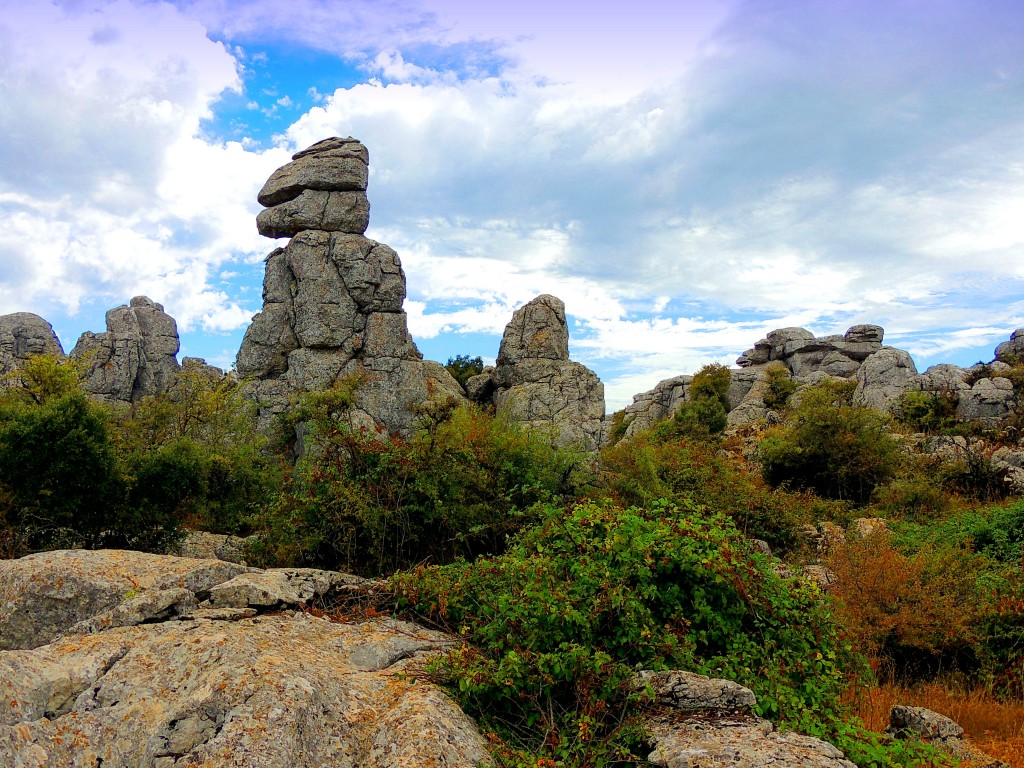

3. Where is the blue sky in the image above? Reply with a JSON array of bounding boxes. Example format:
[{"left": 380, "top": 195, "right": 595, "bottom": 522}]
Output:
[{"left": 1, "top": 0, "right": 1022, "bottom": 410}]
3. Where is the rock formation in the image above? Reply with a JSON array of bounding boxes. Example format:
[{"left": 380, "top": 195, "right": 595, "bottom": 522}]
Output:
[
  {"left": 466, "top": 295, "right": 605, "bottom": 451},
  {"left": 237, "top": 137, "right": 464, "bottom": 434},
  {"left": 70, "top": 296, "right": 181, "bottom": 404},
  {"left": 887, "top": 705, "right": 1008, "bottom": 767},
  {"left": 619, "top": 325, "right": 1024, "bottom": 437},
  {"left": 0, "top": 550, "right": 491, "bottom": 767},
  {"left": 0, "top": 312, "right": 64, "bottom": 376}
]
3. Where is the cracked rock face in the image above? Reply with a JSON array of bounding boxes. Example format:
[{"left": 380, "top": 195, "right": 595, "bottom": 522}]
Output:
[
  {"left": 0, "top": 549, "right": 492, "bottom": 767},
  {"left": 237, "top": 138, "right": 464, "bottom": 435},
  {"left": 469, "top": 295, "right": 605, "bottom": 451},
  {"left": 71, "top": 296, "right": 181, "bottom": 404},
  {"left": 0, "top": 313, "right": 64, "bottom": 376}
]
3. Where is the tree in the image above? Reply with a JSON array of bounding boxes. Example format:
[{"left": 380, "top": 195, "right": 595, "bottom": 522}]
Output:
[{"left": 444, "top": 354, "right": 485, "bottom": 388}]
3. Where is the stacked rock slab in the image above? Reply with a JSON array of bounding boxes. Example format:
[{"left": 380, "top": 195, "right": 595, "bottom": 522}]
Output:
[
  {"left": 236, "top": 137, "right": 464, "bottom": 435},
  {"left": 70, "top": 296, "right": 180, "bottom": 404},
  {"left": 0, "top": 312, "right": 64, "bottom": 376},
  {"left": 468, "top": 295, "right": 605, "bottom": 451}
]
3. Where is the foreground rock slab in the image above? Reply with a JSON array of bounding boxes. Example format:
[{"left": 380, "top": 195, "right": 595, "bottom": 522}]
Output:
[
  {"left": 0, "top": 613, "right": 491, "bottom": 767},
  {"left": 0, "top": 549, "right": 490, "bottom": 767}
]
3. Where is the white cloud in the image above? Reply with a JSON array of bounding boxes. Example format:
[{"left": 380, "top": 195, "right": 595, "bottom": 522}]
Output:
[{"left": 0, "top": 0, "right": 289, "bottom": 336}]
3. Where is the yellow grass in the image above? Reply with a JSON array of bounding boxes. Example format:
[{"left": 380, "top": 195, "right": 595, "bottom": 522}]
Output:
[{"left": 847, "top": 682, "right": 1024, "bottom": 767}]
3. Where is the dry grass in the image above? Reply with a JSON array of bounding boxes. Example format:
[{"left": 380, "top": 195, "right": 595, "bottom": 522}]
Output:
[{"left": 847, "top": 682, "right": 1024, "bottom": 767}]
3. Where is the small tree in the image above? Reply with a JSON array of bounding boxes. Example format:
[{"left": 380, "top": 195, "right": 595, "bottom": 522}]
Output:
[
  {"left": 758, "top": 379, "right": 900, "bottom": 504},
  {"left": 656, "top": 363, "right": 732, "bottom": 440},
  {"left": 444, "top": 354, "right": 485, "bottom": 388}
]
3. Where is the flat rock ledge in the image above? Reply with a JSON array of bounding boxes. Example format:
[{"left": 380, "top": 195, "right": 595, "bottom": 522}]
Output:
[
  {"left": 0, "top": 549, "right": 488, "bottom": 767},
  {"left": 639, "top": 672, "right": 857, "bottom": 767}
]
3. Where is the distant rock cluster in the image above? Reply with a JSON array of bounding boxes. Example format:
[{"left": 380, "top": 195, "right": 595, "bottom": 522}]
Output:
[{"left": 620, "top": 322, "right": 1023, "bottom": 439}]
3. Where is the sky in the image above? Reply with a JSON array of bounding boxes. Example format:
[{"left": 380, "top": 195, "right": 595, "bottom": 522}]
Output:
[{"left": 1, "top": 0, "right": 1023, "bottom": 411}]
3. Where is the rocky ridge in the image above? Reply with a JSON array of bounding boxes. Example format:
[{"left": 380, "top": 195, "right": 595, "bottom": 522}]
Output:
[{"left": 620, "top": 323, "right": 1024, "bottom": 439}]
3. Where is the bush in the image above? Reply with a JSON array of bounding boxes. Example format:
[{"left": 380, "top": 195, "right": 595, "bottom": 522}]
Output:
[
  {"left": 0, "top": 366, "right": 180, "bottom": 552},
  {"left": 758, "top": 380, "right": 900, "bottom": 505},
  {"left": 826, "top": 534, "right": 987, "bottom": 681},
  {"left": 251, "top": 399, "right": 585, "bottom": 575},
  {"left": 872, "top": 470, "right": 951, "bottom": 522},
  {"left": 444, "top": 354, "right": 485, "bottom": 389},
  {"left": 599, "top": 431, "right": 814, "bottom": 553},
  {"left": 763, "top": 362, "right": 798, "bottom": 410},
  {"left": 113, "top": 368, "right": 279, "bottom": 534},
  {"left": 895, "top": 390, "right": 960, "bottom": 435},
  {"left": 654, "top": 363, "right": 731, "bottom": 441},
  {"left": 392, "top": 500, "right": 862, "bottom": 764}
]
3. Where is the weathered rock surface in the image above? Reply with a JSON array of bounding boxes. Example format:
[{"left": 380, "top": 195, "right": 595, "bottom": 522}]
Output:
[
  {"left": 643, "top": 673, "right": 856, "bottom": 767},
  {"left": 170, "top": 530, "right": 254, "bottom": 564},
  {"left": 852, "top": 347, "right": 918, "bottom": 412},
  {"left": 0, "top": 312, "right": 64, "bottom": 376},
  {"left": 0, "top": 549, "right": 492, "bottom": 767},
  {"left": 71, "top": 296, "right": 181, "bottom": 404},
  {"left": 618, "top": 374, "right": 691, "bottom": 439},
  {"left": 0, "top": 549, "right": 252, "bottom": 651},
  {"left": 470, "top": 295, "right": 605, "bottom": 450},
  {"left": 238, "top": 138, "right": 465, "bottom": 435},
  {"left": 995, "top": 328, "right": 1024, "bottom": 363},
  {"left": 887, "top": 705, "right": 1008, "bottom": 768}
]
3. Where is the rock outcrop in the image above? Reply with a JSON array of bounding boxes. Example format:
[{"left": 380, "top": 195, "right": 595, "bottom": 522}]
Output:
[
  {"left": 71, "top": 296, "right": 181, "bottom": 404},
  {"left": 642, "top": 672, "right": 856, "bottom": 767},
  {"left": 0, "top": 549, "right": 491, "bottom": 767},
  {"left": 467, "top": 295, "right": 605, "bottom": 450},
  {"left": 887, "top": 705, "right": 1008, "bottom": 768},
  {"left": 620, "top": 325, "right": 1024, "bottom": 437},
  {"left": 237, "top": 137, "right": 464, "bottom": 435},
  {"left": 0, "top": 313, "right": 64, "bottom": 376}
]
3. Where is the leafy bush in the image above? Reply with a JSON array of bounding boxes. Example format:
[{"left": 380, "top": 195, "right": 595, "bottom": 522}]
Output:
[
  {"left": 872, "top": 470, "right": 951, "bottom": 522},
  {"left": 392, "top": 499, "right": 875, "bottom": 765},
  {"left": 0, "top": 356, "right": 179, "bottom": 551},
  {"left": 654, "top": 363, "right": 732, "bottom": 441},
  {"left": 826, "top": 534, "right": 987, "bottom": 681},
  {"left": 113, "top": 368, "right": 279, "bottom": 534},
  {"left": 444, "top": 354, "right": 485, "bottom": 388},
  {"left": 763, "top": 362, "right": 798, "bottom": 410},
  {"left": 599, "top": 431, "right": 816, "bottom": 553},
  {"left": 252, "top": 399, "right": 584, "bottom": 575},
  {"left": 895, "top": 390, "right": 960, "bottom": 435},
  {"left": 758, "top": 380, "right": 900, "bottom": 504}
]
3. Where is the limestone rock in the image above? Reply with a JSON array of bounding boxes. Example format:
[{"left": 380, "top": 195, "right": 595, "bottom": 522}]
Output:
[
  {"left": 257, "top": 189, "right": 370, "bottom": 238},
  {"left": 238, "top": 139, "right": 465, "bottom": 436},
  {"left": 844, "top": 324, "right": 884, "bottom": 344},
  {"left": 639, "top": 670, "right": 757, "bottom": 711},
  {"left": 619, "top": 375, "right": 691, "bottom": 439},
  {"left": 0, "top": 549, "right": 251, "bottom": 651},
  {"left": 0, "top": 312, "right": 64, "bottom": 375},
  {"left": 848, "top": 517, "right": 887, "bottom": 540},
  {"left": 207, "top": 568, "right": 366, "bottom": 610},
  {"left": 0, "top": 613, "right": 492, "bottom": 767},
  {"left": 887, "top": 705, "right": 1008, "bottom": 768},
  {"left": 853, "top": 347, "right": 918, "bottom": 413},
  {"left": 258, "top": 137, "right": 369, "bottom": 206},
  {"left": 71, "top": 296, "right": 180, "bottom": 404},
  {"left": 646, "top": 714, "right": 857, "bottom": 768},
  {"left": 170, "top": 530, "right": 254, "bottom": 564},
  {"left": 486, "top": 295, "right": 605, "bottom": 451},
  {"left": 957, "top": 377, "right": 1014, "bottom": 426},
  {"left": 801, "top": 565, "right": 838, "bottom": 591},
  {"left": 994, "top": 328, "right": 1024, "bottom": 363}
]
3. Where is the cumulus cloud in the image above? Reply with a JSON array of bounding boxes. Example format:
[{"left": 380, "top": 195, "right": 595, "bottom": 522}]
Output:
[{"left": 0, "top": 0, "right": 289, "bottom": 338}]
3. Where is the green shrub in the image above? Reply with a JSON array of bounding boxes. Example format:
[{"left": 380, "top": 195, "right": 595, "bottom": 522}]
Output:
[
  {"left": 444, "top": 354, "right": 485, "bottom": 388},
  {"left": 872, "top": 471, "right": 951, "bottom": 522},
  {"left": 655, "top": 363, "right": 732, "bottom": 441},
  {"left": 113, "top": 369, "right": 279, "bottom": 534},
  {"left": 391, "top": 499, "right": 870, "bottom": 764},
  {"left": 895, "top": 390, "right": 959, "bottom": 434},
  {"left": 599, "top": 431, "right": 813, "bottom": 553},
  {"left": 758, "top": 380, "right": 900, "bottom": 505},
  {"left": 763, "top": 363, "right": 798, "bottom": 410},
  {"left": 251, "top": 400, "right": 584, "bottom": 575}
]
